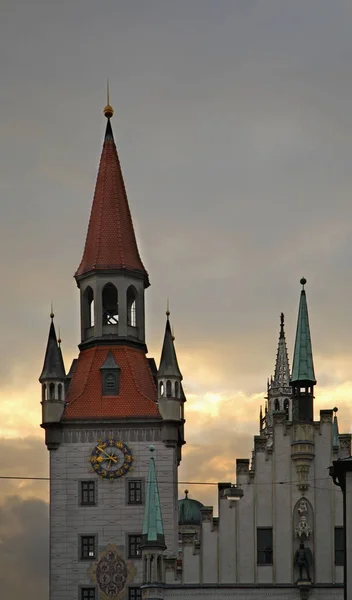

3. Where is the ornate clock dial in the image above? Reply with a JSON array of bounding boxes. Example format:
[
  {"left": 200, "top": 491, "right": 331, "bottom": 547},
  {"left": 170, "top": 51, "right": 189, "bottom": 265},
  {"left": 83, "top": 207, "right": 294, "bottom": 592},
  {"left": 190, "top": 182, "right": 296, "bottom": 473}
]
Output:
[{"left": 90, "top": 439, "right": 133, "bottom": 479}]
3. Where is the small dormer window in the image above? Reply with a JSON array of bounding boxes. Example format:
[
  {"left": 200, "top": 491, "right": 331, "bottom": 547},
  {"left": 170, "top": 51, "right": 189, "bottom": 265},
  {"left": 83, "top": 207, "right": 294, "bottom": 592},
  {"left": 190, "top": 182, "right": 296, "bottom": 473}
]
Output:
[
  {"left": 100, "top": 351, "right": 120, "bottom": 396},
  {"left": 103, "top": 372, "right": 119, "bottom": 396}
]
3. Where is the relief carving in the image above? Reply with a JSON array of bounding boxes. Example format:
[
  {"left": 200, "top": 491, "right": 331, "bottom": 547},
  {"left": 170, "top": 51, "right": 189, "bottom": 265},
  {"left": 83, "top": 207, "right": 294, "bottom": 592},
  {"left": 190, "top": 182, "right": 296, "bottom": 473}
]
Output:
[{"left": 295, "top": 499, "right": 311, "bottom": 539}]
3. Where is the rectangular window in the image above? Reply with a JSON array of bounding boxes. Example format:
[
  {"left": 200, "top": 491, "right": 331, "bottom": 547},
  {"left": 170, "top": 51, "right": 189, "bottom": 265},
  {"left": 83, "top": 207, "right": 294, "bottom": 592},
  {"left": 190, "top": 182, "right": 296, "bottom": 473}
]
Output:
[
  {"left": 81, "top": 481, "right": 96, "bottom": 506},
  {"left": 81, "top": 588, "right": 96, "bottom": 600},
  {"left": 335, "top": 527, "right": 344, "bottom": 566},
  {"left": 257, "top": 527, "right": 273, "bottom": 565},
  {"left": 128, "top": 480, "right": 143, "bottom": 504},
  {"left": 129, "top": 588, "right": 141, "bottom": 600},
  {"left": 81, "top": 535, "right": 96, "bottom": 560},
  {"left": 128, "top": 535, "right": 141, "bottom": 558}
]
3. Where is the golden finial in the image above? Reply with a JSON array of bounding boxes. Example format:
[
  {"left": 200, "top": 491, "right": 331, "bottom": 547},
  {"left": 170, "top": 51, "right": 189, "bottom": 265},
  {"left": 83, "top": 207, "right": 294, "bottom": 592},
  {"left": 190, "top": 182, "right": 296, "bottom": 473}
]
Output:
[
  {"left": 58, "top": 327, "right": 61, "bottom": 346},
  {"left": 50, "top": 301, "right": 54, "bottom": 320},
  {"left": 166, "top": 297, "right": 170, "bottom": 318},
  {"left": 103, "top": 79, "right": 114, "bottom": 119}
]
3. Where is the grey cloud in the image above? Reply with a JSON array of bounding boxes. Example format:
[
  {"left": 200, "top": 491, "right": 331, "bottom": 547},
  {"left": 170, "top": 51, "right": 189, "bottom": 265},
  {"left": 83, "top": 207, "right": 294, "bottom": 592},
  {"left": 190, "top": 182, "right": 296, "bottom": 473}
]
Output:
[{"left": 0, "top": 495, "right": 48, "bottom": 600}]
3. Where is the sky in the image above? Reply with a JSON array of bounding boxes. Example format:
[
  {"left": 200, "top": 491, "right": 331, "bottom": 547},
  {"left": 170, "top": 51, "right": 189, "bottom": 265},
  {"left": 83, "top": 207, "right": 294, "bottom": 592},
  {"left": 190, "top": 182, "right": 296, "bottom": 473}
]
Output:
[{"left": 1, "top": 0, "right": 352, "bottom": 597}]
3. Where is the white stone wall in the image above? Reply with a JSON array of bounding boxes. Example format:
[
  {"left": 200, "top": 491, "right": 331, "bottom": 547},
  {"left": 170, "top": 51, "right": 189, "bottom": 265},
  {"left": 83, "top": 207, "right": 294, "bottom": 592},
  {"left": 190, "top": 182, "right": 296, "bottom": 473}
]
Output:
[
  {"left": 164, "top": 586, "right": 343, "bottom": 599},
  {"left": 49, "top": 426, "right": 177, "bottom": 600}
]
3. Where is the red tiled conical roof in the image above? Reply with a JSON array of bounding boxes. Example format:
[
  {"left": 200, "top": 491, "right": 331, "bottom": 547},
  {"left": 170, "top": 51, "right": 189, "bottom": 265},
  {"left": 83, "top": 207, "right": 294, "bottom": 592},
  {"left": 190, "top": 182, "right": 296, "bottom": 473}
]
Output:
[
  {"left": 75, "top": 118, "right": 149, "bottom": 282},
  {"left": 64, "top": 345, "right": 159, "bottom": 420}
]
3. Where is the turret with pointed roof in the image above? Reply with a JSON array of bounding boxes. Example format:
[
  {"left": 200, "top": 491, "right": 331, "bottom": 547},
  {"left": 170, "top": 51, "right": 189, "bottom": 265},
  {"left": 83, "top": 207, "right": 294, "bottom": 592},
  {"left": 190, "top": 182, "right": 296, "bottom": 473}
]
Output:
[
  {"left": 157, "top": 310, "right": 184, "bottom": 421},
  {"left": 141, "top": 445, "right": 166, "bottom": 550},
  {"left": 39, "top": 314, "right": 66, "bottom": 383},
  {"left": 140, "top": 447, "right": 166, "bottom": 598},
  {"left": 39, "top": 314, "right": 66, "bottom": 445},
  {"left": 55, "top": 101, "right": 160, "bottom": 421},
  {"left": 265, "top": 313, "right": 292, "bottom": 433},
  {"left": 290, "top": 278, "right": 316, "bottom": 422}
]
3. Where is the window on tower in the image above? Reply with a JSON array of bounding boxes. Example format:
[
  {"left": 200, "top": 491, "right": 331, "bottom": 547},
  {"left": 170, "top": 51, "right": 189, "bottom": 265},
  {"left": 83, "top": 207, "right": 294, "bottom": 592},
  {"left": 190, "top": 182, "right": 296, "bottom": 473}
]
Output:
[
  {"left": 274, "top": 399, "right": 280, "bottom": 411},
  {"left": 128, "top": 588, "right": 141, "bottom": 600},
  {"left": 127, "top": 286, "right": 137, "bottom": 327},
  {"left": 80, "top": 535, "right": 96, "bottom": 560},
  {"left": 81, "top": 588, "right": 96, "bottom": 600},
  {"left": 127, "top": 480, "right": 143, "bottom": 504},
  {"left": 175, "top": 381, "right": 179, "bottom": 397},
  {"left": 128, "top": 535, "right": 142, "bottom": 558},
  {"left": 335, "top": 527, "right": 344, "bottom": 566},
  {"left": 84, "top": 286, "right": 95, "bottom": 328},
  {"left": 102, "top": 283, "right": 119, "bottom": 325},
  {"left": 284, "top": 399, "right": 289, "bottom": 420},
  {"left": 49, "top": 382, "right": 55, "bottom": 400},
  {"left": 80, "top": 481, "right": 96, "bottom": 506},
  {"left": 166, "top": 380, "right": 172, "bottom": 397},
  {"left": 257, "top": 528, "right": 273, "bottom": 565}
]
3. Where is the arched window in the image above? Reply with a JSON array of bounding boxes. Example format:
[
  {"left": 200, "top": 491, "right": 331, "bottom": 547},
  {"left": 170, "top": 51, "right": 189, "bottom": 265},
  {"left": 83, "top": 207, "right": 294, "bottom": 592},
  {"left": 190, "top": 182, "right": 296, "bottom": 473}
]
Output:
[
  {"left": 58, "top": 383, "right": 63, "bottom": 401},
  {"left": 166, "top": 380, "right": 172, "bottom": 398},
  {"left": 84, "top": 286, "right": 94, "bottom": 328},
  {"left": 102, "top": 283, "right": 118, "bottom": 325},
  {"left": 159, "top": 381, "right": 164, "bottom": 397},
  {"left": 284, "top": 399, "right": 289, "bottom": 420},
  {"left": 127, "top": 286, "right": 137, "bottom": 327},
  {"left": 42, "top": 384, "right": 46, "bottom": 402},
  {"left": 157, "top": 555, "right": 163, "bottom": 582},
  {"left": 175, "top": 381, "right": 179, "bottom": 398},
  {"left": 274, "top": 399, "right": 280, "bottom": 411},
  {"left": 49, "top": 382, "right": 55, "bottom": 400}
]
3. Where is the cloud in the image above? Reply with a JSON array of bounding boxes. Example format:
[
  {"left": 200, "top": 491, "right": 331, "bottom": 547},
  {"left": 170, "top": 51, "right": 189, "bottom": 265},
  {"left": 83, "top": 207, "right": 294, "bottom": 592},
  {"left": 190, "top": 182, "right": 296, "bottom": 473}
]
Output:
[{"left": 0, "top": 495, "right": 48, "bottom": 600}]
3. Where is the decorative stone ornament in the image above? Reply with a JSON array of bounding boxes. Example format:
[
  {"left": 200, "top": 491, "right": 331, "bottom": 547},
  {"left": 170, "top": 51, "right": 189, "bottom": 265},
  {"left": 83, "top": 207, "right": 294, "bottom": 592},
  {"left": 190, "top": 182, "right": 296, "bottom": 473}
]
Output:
[
  {"left": 88, "top": 544, "right": 136, "bottom": 599},
  {"left": 295, "top": 498, "right": 311, "bottom": 539}
]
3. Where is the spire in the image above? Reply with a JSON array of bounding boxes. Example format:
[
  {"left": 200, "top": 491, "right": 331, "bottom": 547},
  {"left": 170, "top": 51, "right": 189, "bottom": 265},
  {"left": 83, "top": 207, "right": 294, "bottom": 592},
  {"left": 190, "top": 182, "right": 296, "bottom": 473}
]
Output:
[
  {"left": 291, "top": 278, "right": 316, "bottom": 385},
  {"left": 333, "top": 407, "right": 339, "bottom": 450},
  {"left": 75, "top": 99, "right": 149, "bottom": 285},
  {"left": 39, "top": 315, "right": 66, "bottom": 382},
  {"left": 272, "top": 313, "right": 291, "bottom": 387},
  {"left": 158, "top": 311, "right": 182, "bottom": 379},
  {"left": 141, "top": 445, "right": 166, "bottom": 548}
]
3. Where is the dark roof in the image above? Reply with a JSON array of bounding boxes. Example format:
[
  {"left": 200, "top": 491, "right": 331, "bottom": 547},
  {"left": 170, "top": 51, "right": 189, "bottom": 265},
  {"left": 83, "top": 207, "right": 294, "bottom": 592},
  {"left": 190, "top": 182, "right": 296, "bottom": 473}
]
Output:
[
  {"left": 39, "top": 320, "right": 66, "bottom": 382},
  {"left": 158, "top": 316, "right": 182, "bottom": 379}
]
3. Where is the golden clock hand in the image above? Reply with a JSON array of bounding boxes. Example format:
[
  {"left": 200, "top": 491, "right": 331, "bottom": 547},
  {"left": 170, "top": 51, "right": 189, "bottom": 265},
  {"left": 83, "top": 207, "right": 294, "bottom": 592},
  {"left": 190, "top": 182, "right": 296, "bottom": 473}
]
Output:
[
  {"left": 97, "top": 447, "right": 118, "bottom": 464},
  {"left": 97, "top": 446, "right": 117, "bottom": 462}
]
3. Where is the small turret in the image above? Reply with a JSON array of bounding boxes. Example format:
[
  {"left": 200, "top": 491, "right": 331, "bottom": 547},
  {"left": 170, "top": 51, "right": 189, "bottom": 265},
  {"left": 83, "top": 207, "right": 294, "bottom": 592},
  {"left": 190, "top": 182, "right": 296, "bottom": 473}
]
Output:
[
  {"left": 39, "top": 313, "right": 66, "bottom": 448},
  {"left": 290, "top": 278, "right": 316, "bottom": 422},
  {"left": 157, "top": 309, "right": 183, "bottom": 422},
  {"left": 141, "top": 446, "right": 166, "bottom": 599}
]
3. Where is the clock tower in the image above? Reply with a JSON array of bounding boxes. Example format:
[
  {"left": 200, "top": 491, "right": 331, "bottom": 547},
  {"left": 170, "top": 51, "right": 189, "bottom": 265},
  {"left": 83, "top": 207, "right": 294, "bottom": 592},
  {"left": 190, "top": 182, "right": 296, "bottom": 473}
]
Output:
[{"left": 40, "top": 100, "right": 185, "bottom": 600}]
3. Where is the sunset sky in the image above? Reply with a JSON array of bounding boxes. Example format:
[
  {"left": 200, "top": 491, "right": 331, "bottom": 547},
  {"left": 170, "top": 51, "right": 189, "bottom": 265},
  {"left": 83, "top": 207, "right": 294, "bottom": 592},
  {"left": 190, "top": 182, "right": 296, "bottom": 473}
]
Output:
[{"left": 2, "top": 1, "right": 352, "bottom": 597}]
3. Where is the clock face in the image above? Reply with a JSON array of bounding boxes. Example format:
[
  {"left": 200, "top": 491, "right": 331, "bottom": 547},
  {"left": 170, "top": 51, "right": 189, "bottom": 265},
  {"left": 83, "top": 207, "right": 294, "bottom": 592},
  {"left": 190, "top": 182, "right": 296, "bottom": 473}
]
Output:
[{"left": 90, "top": 439, "right": 133, "bottom": 479}]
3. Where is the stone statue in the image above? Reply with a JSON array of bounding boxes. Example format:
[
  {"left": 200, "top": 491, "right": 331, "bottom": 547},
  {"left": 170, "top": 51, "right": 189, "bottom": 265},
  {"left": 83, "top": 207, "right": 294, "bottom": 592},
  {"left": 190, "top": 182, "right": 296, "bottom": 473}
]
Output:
[{"left": 294, "top": 542, "right": 313, "bottom": 581}]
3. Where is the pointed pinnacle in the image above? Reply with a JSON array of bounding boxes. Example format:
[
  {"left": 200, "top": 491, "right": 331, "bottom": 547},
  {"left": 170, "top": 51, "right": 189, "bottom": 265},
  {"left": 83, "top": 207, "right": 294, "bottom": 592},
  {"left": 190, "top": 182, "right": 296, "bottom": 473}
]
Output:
[{"left": 103, "top": 79, "right": 114, "bottom": 119}]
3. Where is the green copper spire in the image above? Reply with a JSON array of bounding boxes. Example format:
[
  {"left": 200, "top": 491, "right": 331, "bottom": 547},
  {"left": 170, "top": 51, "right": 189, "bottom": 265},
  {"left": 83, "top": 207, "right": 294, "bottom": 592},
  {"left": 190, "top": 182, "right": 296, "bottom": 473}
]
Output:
[
  {"left": 141, "top": 446, "right": 166, "bottom": 549},
  {"left": 290, "top": 278, "right": 316, "bottom": 385}
]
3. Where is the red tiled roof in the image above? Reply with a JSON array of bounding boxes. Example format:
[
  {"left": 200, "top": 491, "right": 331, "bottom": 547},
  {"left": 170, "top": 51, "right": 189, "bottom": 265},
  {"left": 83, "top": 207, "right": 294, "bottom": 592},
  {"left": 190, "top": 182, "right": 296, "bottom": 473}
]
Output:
[
  {"left": 75, "top": 119, "right": 148, "bottom": 280},
  {"left": 63, "top": 345, "right": 159, "bottom": 419}
]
